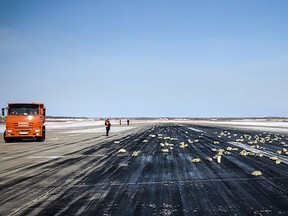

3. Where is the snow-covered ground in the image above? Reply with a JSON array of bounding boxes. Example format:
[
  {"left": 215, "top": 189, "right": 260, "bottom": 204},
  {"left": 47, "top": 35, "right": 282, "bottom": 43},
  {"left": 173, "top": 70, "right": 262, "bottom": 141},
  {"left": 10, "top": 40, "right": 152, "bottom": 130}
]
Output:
[
  {"left": 0, "top": 125, "right": 5, "bottom": 133},
  {"left": 60, "top": 126, "right": 134, "bottom": 134},
  {"left": 1, "top": 119, "right": 288, "bottom": 134},
  {"left": 197, "top": 120, "right": 288, "bottom": 128},
  {"left": 194, "top": 120, "right": 288, "bottom": 134},
  {"left": 0, "top": 120, "right": 134, "bottom": 133},
  {"left": 45, "top": 120, "right": 104, "bottom": 129}
]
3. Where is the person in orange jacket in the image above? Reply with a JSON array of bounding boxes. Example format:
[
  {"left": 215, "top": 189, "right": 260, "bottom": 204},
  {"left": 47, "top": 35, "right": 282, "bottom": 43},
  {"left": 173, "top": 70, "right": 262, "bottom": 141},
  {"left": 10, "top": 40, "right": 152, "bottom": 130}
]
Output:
[{"left": 105, "top": 119, "right": 111, "bottom": 136}]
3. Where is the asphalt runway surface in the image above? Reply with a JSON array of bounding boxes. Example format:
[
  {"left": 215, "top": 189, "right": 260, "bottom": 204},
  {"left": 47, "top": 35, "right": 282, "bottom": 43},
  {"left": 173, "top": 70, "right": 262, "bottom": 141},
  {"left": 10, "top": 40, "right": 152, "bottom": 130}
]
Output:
[{"left": 1, "top": 122, "right": 288, "bottom": 215}]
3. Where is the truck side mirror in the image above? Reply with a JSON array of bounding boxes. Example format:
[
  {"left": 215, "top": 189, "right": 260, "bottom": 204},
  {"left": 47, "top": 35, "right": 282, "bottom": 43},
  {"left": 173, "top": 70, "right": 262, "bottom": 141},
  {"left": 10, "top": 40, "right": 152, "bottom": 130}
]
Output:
[
  {"left": 43, "top": 108, "right": 46, "bottom": 116},
  {"left": 1, "top": 108, "right": 4, "bottom": 116}
]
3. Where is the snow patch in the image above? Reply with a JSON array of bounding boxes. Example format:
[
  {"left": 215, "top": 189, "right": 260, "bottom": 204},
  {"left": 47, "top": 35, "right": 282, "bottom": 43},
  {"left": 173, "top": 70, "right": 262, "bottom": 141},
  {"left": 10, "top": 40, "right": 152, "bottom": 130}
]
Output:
[{"left": 60, "top": 126, "right": 134, "bottom": 134}]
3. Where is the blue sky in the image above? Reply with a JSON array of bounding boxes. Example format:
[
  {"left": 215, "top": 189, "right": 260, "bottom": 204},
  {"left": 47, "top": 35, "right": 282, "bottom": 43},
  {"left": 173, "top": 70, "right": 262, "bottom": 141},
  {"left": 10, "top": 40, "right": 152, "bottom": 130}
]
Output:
[{"left": 1, "top": 0, "right": 288, "bottom": 117}]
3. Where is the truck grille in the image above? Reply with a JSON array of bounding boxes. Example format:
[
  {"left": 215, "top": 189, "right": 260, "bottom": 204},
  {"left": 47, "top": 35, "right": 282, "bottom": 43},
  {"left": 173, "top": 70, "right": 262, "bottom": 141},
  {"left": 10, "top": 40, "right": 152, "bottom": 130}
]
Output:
[{"left": 13, "top": 122, "right": 34, "bottom": 129}]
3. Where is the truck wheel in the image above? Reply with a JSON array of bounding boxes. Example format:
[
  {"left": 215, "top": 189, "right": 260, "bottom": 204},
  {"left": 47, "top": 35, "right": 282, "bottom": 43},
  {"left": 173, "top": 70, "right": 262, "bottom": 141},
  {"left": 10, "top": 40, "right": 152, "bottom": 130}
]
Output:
[
  {"left": 3, "top": 131, "right": 13, "bottom": 143},
  {"left": 37, "top": 127, "right": 46, "bottom": 142}
]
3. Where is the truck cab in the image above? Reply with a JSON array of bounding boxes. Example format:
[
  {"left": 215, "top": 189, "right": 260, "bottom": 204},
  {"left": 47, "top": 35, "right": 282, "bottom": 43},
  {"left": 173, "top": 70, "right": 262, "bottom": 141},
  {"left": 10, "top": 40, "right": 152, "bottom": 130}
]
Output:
[{"left": 2, "top": 103, "right": 46, "bottom": 143}]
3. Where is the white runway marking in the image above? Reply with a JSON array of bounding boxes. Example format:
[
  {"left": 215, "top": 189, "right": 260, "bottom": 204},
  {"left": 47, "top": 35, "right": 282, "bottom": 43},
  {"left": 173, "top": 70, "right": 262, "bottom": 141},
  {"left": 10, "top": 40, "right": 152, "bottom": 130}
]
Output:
[
  {"left": 188, "top": 127, "right": 203, "bottom": 133},
  {"left": 28, "top": 156, "right": 62, "bottom": 159},
  {"left": 27, "top": 155, "right": 106, "bottom": 160},
  {"left": 46, "top": 137, "right": 63, "bottom": 141}
]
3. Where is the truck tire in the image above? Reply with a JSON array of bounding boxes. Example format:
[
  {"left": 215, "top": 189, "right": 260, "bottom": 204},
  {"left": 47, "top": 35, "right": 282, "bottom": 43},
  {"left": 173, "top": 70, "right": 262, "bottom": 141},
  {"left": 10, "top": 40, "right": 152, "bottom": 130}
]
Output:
[
  {"left": 3, "top": 131, "right": 13, "bottom": 143},
  {"left": 37, "top": 126, "right": 46, "bottom": 142}
]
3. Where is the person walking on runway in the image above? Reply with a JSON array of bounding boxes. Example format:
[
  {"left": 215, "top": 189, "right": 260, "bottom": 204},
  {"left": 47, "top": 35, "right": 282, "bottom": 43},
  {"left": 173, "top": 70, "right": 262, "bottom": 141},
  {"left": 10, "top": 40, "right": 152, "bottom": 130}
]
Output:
[{"left": 105, "top": 119, "right": 111, "bottom": 136}]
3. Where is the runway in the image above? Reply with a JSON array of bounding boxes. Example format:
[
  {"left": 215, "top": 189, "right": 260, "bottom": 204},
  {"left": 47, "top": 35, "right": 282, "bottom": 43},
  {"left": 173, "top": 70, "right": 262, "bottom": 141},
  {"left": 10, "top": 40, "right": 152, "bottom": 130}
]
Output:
[{"left": 1, "top": 122, "right": 288, "bottom": 215}]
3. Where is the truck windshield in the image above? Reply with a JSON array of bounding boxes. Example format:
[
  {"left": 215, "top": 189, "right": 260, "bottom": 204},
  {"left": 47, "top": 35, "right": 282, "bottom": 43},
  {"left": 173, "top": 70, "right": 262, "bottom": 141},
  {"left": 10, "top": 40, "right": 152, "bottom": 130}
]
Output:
[{"left": 8, "top": 104, "right": 39, "bottom": 116}]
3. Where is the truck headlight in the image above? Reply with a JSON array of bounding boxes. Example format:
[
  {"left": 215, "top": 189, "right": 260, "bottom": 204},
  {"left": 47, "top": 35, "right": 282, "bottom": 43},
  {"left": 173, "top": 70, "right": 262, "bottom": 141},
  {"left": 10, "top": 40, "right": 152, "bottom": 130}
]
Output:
[
  {"left": 7, "top": 129, "right": 12, "bottom": 133},
  {"left": 35, "top": 129, "right": 41, "bottom": 133}
]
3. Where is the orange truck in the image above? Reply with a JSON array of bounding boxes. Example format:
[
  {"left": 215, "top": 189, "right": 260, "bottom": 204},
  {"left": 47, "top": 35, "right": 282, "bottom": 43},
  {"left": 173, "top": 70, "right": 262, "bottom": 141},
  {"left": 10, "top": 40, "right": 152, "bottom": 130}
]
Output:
[{"left": 1, "top": 102, "right": 46, "bottom": 143}]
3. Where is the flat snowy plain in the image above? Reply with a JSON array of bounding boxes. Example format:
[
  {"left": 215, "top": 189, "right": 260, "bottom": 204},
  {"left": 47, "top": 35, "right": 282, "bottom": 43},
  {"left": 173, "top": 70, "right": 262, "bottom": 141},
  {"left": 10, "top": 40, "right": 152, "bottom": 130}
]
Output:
[
  {"left": 1, "top": 119, "right": 288, "bottom": 134},
  {"left": 0, "top": 119, "right": 136, "bottom": 134}
]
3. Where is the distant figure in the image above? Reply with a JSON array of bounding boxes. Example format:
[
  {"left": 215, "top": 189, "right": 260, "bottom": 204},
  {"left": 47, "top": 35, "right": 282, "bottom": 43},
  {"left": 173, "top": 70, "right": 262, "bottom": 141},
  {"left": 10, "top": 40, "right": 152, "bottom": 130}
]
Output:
[
  {"left": 105, "top": 119, "right": 111, "bottom": 136},
  {"left": 119, "top": 119, "right": 121, "bottom": 125},
  {"left": 127, "top": 119, "right": 130, "bottom": 126}
]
